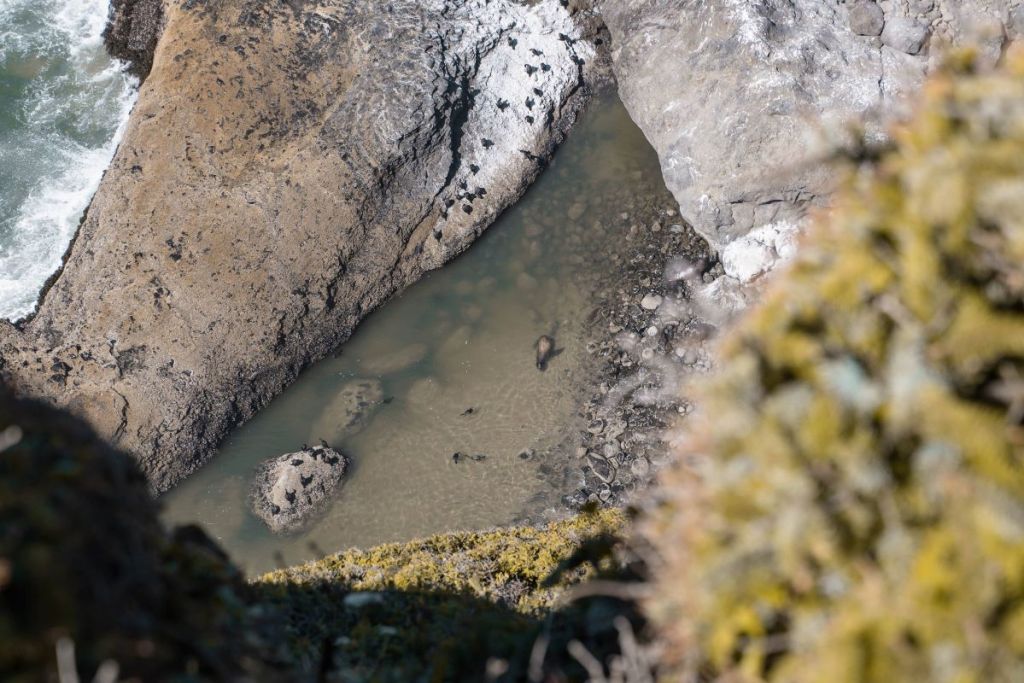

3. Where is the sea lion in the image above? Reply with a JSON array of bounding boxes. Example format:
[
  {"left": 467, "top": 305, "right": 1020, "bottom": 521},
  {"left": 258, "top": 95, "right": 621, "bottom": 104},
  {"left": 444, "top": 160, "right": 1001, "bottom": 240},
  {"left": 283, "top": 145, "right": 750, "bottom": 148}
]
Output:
[{"left": 535, "top": 334, "right": 555, "bottom": 371}]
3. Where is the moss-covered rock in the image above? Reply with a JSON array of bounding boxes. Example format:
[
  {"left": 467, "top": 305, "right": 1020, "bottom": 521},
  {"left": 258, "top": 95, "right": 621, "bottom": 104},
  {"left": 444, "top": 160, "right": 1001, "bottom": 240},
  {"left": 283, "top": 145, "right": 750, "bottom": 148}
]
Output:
[
  {"left": 643, "top": 49, "right": 1024, "bottom": 682},
  {"left": 0, "top": 387, "right": 275, "bottom": 681},
  {"left": 254, "top": 509, "right": 637, "bottom": 681}
]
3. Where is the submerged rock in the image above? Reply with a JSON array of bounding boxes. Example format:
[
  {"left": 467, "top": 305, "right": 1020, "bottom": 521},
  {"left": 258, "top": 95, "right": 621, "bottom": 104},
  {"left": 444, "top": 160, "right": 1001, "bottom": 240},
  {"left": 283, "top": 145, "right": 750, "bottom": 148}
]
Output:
[
  {"left": 309, "top": 378, "right": 384, "bottom": 443},
  {"left": 250, "top": 445, "right": 348, "bottom": 534},
  {"left": 0, "top": 0, "right": 605, "bottom": 492}
]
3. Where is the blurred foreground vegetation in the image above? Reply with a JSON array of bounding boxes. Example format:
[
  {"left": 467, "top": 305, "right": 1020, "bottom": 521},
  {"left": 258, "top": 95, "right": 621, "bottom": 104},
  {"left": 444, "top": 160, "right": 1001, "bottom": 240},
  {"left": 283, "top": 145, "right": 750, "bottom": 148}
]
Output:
[
  {"left": 3, "top": 47, "right": 1024, "bottom": 683},
  {"left": 643, "top": 48, "right": 1024, "bottom": 682}
]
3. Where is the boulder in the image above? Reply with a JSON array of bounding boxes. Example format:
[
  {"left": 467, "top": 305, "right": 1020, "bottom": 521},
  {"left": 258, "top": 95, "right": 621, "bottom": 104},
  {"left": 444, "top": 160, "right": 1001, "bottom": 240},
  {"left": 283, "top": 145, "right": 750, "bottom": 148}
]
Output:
[
  {"left": 848, "top": 0, "right": 885, "bottom": 36},
  {"left": 104, "top": 0, "right": 164, "bottom": 79},
  {"left": 600, "top": 0, "right": 1013, "bottom": 286},
  {"left": 881, "top": 17, "right": 930, "bottom": 55},
  {"left": 250, "top": 445, "right": 348, "bottom": 534},
  {"left": 0, "top": 0, "right": 605, "bottom": 492}
]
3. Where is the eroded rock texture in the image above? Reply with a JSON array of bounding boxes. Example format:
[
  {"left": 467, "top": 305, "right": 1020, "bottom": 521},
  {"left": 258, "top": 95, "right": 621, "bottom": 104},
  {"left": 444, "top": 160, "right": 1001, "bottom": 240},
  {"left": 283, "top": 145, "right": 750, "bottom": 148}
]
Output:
[
  {"left": 0, "top": 0, "right": 603, "bottom": 492},
  {"left": 602, "top": 0, "right": 1020, "bottom": 284},
  {"left": 250, "top": 445, "right": 348, "bottom": 534}
]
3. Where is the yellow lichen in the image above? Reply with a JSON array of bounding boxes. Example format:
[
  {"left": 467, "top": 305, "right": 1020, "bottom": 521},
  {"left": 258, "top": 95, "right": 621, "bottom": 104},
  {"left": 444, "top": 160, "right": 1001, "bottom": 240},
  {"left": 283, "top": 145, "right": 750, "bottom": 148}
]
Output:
[{"left": 644, "top": 49, "right": 1024, "bottom": 683}]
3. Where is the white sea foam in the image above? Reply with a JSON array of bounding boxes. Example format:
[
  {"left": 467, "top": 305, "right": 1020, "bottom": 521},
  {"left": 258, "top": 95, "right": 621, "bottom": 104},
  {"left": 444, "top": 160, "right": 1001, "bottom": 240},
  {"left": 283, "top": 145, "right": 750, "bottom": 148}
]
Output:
[{"left": 0, "top": 0, "right": 137, "bottom": 321}]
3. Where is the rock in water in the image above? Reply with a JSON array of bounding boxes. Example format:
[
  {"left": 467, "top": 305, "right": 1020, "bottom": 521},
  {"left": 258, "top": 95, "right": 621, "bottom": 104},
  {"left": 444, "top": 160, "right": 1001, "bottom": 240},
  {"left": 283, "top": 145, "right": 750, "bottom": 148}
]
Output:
[
  {"left": 250, "top": 445, "right": 348, "bottom": 534},
  {"left": 309, "top": 378, "right": 384, "bottom": 442},
  {"left": 601, "top": 0, "right": 1016, "bottom": 282},
  {"left": 0, "top": 0, "right": 603, "bottom": 492}
]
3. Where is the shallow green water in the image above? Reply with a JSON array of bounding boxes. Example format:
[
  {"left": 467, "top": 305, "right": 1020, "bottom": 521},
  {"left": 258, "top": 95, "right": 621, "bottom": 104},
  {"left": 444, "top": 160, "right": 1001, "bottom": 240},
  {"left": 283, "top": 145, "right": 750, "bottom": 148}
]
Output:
[{"left": 162, "top": 94, "right": 677, "bottom": 574}]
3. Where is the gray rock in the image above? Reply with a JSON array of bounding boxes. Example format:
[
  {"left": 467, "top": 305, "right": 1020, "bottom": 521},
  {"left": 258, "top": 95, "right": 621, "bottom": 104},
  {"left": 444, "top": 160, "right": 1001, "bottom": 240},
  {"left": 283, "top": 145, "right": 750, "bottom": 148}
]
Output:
[
  {"left": 1013, "top": 7, "right": 1024, "bottom": 37},
  {"left": 249, "top": 446, "right": 348, "bottom": 534},
  {"left": 881, "top": 17, "right": 930, "bottom": 54},
  {"left": 601, "top": 0, "right": 1013, "bottom": 282},
  {"left": 104, "top": 0, "right": 162, "bottom": 78},
  {"left": 848, "top": 0, "right": 884, "bottom": 36},
  {"left": 639, "top": 293, "right": 663, "bottom": 310},
  {"left": 0, "top": 0, "right": 605, "bottom": 492}
]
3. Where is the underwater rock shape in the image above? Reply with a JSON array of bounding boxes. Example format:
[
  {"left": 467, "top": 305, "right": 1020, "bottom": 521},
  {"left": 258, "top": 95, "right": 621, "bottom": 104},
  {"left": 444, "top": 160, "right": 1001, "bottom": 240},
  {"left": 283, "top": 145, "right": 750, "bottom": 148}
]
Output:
[{"left": 309, "top": 378, "right": 385, "bottom": 444}]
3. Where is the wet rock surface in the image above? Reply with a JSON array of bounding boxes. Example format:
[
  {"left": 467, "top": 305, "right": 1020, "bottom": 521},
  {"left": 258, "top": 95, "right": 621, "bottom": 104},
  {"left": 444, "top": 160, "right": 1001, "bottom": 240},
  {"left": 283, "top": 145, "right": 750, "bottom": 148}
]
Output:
[
  {"left": 250, "top": 445, "right": 348, "bottom": 534},
  {"left": 104, "top": 0, "right": 164, "bottom": 79},
  {"left": 601, "top": 0, "right": 1019, "bottom": 284},
  {"left": 0, "top": 0, "right": 607, "bottom": 492}
]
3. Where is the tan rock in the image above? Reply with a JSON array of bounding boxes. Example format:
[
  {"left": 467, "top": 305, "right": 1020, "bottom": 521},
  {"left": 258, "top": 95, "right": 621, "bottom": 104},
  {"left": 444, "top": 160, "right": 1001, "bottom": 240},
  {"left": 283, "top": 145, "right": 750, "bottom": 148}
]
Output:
[{"left": 0, "top": 0, "right": 603, "bottom": 491}]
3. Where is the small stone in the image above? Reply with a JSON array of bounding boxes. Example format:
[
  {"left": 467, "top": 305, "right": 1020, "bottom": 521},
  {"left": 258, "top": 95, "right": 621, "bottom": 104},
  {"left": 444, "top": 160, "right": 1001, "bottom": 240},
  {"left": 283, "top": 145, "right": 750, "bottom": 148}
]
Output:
[
  {"left": 650, "top": 222, "right": 661, "bottom": 233},
  {"left": 568, "top": 202, "right": 586, "bottom": 221},
  {"left": 640, "top": 293, "right": 663, "bottom": 310},
  {"left": 646, "top": 326, "right": 658, "bottom": 337},
  {"left": 641, "top": 348, "right": 655, "bottom": 361},
  {"left": 881, "top": 17, "right": 929, "bottom": 54},
  {"left": 344, "top": 592, "right": 384, "bottom": 608},
  {"left": 847, "top": 0, "right": 884, "bottom": 36}
]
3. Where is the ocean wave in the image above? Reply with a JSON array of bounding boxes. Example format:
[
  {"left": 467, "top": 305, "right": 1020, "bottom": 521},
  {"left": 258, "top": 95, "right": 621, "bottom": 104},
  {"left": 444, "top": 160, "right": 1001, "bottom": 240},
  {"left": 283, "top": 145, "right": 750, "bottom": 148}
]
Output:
[{"left": 0, "top": 0, "right": 137, "bottom": 321}]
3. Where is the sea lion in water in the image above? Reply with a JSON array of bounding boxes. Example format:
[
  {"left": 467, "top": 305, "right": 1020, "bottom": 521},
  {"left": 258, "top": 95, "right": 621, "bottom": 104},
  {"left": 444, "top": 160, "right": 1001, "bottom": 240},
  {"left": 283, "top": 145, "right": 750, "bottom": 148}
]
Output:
[{"left": 535, "top": 335, "right": 555, "bottom": 371}]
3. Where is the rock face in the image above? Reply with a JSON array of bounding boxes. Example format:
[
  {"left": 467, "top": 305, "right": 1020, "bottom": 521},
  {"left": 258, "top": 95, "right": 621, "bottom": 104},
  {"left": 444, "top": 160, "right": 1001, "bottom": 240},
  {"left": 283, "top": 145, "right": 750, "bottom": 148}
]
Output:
[
  {"left": 0, "top": 0, "right": 605, "bottom": 492},
  {"left": 600, "top": 0, "right": 1019, "bottom": 285},
  {"left": 104, "top": 0, "right": 164, "bottom": 79},
  {"left": 250, "top": 445, "right": 348, "bottom": 534}
]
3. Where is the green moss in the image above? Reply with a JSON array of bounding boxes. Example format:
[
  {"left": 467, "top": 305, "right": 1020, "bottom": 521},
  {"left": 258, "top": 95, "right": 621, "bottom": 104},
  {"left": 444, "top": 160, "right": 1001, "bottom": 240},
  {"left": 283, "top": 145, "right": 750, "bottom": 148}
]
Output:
[
  {"left": 253, "top": 510, "right": 632, "bottom": 681},
  {"left": 259, "top": 509, "right": 623, "bottom": 609},
  {"left": 645, "top": 50, "right": 1024, "bottom": 682}
]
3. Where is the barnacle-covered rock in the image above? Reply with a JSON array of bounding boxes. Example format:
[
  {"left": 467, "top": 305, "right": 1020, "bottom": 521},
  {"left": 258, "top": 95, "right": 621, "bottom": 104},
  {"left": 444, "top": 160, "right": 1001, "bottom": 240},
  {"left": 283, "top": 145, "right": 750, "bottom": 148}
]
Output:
[{"left": 644, "top": 49, "right": 1024, "bottom": 682}]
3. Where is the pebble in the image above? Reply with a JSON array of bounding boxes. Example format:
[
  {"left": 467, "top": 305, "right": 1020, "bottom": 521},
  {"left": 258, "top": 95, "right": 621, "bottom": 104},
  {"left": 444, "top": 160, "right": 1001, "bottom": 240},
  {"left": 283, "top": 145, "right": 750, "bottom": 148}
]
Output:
[{"left": 640, "top": 293, "right": 663, "bottom": 310}]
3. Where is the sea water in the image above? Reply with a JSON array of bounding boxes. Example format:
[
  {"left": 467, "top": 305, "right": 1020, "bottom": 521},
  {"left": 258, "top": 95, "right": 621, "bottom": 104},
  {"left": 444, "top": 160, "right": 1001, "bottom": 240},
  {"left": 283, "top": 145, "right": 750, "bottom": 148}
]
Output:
[{"left": 0, "top": 0, "right": 135, "bottom": 320}]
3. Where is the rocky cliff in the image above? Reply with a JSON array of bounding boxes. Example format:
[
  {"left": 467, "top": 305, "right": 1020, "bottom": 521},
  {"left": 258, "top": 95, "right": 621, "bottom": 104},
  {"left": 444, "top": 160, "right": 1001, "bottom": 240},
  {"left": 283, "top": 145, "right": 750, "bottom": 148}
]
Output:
[
  {"left": 0, "top": 0, "right": 606, "bottom": 491},
  {"left": 602, "top": 0, "right": 1021, "bottom": 286}
]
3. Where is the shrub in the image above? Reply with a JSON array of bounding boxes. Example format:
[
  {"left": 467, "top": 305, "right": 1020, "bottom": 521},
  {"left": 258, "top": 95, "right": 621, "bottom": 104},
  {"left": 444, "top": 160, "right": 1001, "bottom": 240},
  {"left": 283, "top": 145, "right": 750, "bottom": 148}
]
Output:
[{"left": 643, "top": 49, "right": 1024, "bottom": 682}]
